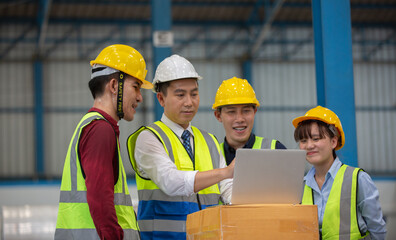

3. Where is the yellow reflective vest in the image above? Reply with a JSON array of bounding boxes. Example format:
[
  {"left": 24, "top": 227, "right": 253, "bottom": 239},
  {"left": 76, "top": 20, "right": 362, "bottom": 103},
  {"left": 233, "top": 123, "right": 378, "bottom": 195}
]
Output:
[
  {"left": 127, "top": 121, "right": 222, "bottom": 240},
  {"left": 55, "top": 111, "right": 139, "bottom": 240},
  {"left": 302, "top": 164, "right": 369, "bottom": 240}
]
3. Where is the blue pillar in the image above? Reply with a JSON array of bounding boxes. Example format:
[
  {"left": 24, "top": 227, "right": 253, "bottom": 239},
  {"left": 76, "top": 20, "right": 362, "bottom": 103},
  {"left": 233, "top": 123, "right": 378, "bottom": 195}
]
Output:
[
  {"left": 242, "top": 59, "right": 253, "bottom": 83},
  {"left": 34, "top": 60, "right": 44, "bottom": 176},
  {"left": 151, "top": 0, "right": 172, "bottom": 120},
  {"left": 312, "top": 0, "right": 358, "bottom": 167},
  {"left": 242, "top": 58, "right": 256, "bottom": 133}
]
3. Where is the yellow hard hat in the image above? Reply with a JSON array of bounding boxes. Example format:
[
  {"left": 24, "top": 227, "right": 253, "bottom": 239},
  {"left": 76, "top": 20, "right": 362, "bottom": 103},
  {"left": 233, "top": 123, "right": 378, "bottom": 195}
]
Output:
[
  {"left": 292, "top": 106, "right": 345, "bottom": 150},
  {"left": 212, "top": 77, "right": 260, "bottom": 110},
  {"left": 90, "top": 44, "right": 152, "bottom": 89}
]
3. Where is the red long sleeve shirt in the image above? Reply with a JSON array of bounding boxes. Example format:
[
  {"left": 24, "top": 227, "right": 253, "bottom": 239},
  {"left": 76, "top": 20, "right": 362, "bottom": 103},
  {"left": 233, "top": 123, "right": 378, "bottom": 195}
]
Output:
[{"left": 79, "top": 108, "right": 123, "bottom": 240}]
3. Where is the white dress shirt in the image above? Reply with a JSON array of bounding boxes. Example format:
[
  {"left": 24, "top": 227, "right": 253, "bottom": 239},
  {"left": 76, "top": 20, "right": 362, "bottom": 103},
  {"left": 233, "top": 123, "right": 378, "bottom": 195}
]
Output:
[{"left": 134, "top": 114, "right": 232, "bottom": 203}]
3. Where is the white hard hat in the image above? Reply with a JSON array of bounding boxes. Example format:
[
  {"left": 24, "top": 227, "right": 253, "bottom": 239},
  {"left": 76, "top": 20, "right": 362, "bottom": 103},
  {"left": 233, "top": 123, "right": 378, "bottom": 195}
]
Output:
[{"left": 152, "top": 54, "right": 202, "bottom": 92}]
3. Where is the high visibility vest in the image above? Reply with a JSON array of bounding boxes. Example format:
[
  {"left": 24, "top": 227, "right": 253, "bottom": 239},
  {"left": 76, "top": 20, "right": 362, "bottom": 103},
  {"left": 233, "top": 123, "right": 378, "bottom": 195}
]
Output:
[
  {"left": 301, "top": 164, "right": 370, "bottom": 240},
  {"left": 220, "top": 136, "right": 277, "bottom": 161},
  {"left": 55, "top": 112, "right": 139, "bottom": 240},
  {"left": 127, "top": 121, "right": 222, "bottom": 240}
]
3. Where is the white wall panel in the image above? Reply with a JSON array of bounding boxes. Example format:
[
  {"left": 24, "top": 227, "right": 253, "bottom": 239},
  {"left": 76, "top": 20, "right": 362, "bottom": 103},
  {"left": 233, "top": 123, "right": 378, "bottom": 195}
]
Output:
[
  {"left": 253, "top": 62, "right": 316, "bottom": 106},
  {"left": 45, "top": 113, "right": 83, "bottom": 176},
  {"left": 193, "top": 112, "right": 225, "bottom": 144},
  {"left": 0, "top": 63, "right": 34, "bottom": 107},
  {"left": 0, "top": 62, "right": 35, "bottom": 177},
  {"left": 192, "top": 60, "right": 241, "bottom": 108},
  {"left": 354, "top": 63, "right": 396, "bottom": 173},
  {"left": 45, "top": 61, "right": 92, "bottom": 108},
  {"left": 0, "top": 114, "right": 34, "bottom": 177}
]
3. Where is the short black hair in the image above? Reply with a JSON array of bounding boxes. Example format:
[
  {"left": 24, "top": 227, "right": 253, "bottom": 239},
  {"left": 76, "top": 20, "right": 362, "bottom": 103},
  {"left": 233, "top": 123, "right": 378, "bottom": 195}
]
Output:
[
  {"left": 88, "top": 72, "right": 120, "bottom": 99},
  {"left": 156, "top": 81, "right": 171, "bottom": 96},
  {"left": 156, "top": 79, "right": 198, "bottom": 96}
]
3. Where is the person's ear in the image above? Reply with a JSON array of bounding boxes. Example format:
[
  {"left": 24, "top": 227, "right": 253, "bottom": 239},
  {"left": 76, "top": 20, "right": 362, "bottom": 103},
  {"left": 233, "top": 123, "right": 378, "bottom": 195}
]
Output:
[
  {"left": 214, "top": 110, "right": 223, "bottom": 123},
  {"left": 157, "top": 92, "right": 165, "bottom": 107},
  {"left": 109, "top": 78, "right": 118, "bottom": 95},
  {"left": 331, "top": 136, "right": 338, "bottom": 150}
]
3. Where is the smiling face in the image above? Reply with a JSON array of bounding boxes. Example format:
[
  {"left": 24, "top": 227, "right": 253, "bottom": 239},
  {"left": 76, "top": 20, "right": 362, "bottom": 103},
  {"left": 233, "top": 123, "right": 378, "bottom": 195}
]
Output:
[
  {"left": 297, "top": 122, "right": 338, "bottom": 167},
  {"left": 121, "top": 76, "right": 143, "bottom": 121},
  {"left": 157, "top": 78, "right": 199, "bottom": 129},
  {"left": 214, "top": 104, "right": 257, "bottom": 149}
]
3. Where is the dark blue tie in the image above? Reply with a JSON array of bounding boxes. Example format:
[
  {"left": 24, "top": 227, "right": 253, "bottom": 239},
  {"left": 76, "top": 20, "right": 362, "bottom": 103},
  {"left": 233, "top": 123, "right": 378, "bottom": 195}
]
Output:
[{"left": 181, "top": 130, "right": 194, "bottom": 160}]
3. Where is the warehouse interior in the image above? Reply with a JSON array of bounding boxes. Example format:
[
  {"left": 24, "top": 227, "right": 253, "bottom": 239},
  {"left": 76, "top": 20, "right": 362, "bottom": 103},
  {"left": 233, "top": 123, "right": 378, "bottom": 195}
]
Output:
[{"left": 0, "top": 0, "right": 395, "bottom": 239}]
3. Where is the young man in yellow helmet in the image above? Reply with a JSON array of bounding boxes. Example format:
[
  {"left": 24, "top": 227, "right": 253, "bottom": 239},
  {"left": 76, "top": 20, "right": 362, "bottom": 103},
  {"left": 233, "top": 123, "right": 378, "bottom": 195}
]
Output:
[
  {"left": 127, "top": 55, "right": 234, "bottom": 240},
  {"left": 213, "top": 77, "right": 286, "bottom": 165},
  {"left": 293, "top": 106, "right": 386, "bottom": 239},
  {"left": 55, "top": 44, "right": 153, "bottom": 240}
]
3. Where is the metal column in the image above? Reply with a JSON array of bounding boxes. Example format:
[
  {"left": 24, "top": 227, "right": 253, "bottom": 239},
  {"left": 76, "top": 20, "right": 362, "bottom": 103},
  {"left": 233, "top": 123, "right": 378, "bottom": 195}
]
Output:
[
  {"left": 151, "top": 0, "right": 172, "bottom": 120},
  {"left": 34, "top": 60, "right": 44, "bottom": 176},
  {"left": 312, "top": 0, "right": 358, "bottom": 167}
]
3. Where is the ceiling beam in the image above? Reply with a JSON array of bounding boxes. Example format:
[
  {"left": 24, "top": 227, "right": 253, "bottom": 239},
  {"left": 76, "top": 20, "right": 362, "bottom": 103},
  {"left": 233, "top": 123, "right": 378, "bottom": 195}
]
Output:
[
  {"left": 251, "top": 0, "right": 285, "bottom": 56},
  {"left": 0, "top": 24, "right": 34, "bottom": 60}
]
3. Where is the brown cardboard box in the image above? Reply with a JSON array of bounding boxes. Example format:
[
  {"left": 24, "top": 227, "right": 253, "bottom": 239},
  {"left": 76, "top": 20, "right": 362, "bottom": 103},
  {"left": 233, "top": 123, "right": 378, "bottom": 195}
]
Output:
[{"left": 186, "top": 204, "right": 319, "bottom": 240}]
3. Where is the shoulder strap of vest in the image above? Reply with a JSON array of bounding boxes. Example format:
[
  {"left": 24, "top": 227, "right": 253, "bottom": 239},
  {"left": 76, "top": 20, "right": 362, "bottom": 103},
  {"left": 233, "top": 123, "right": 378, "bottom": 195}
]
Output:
[
  {"left": 253, "top": 136, "right": 277, "bottom": 149},
  {"left": 126, "top": 125, "right": 152, "bottom": 180},
  {"left": 149, "top": 121, "right": 176, "bottom": 163},
  {"left": 301, "top": 183, "right": 314, "bottom": 205},
  {"left": 70, "top": 112, "right": 112, "bottom": 192},
  {"left": 193, "top": 126, "right": 220, "bottom": 169},
  {"left": 260, "top": 137, "right": 271, "bottom": 149}
]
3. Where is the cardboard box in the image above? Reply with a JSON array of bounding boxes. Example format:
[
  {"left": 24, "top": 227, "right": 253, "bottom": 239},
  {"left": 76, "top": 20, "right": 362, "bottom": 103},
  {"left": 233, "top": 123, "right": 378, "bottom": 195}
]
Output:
[{"left": 186, "top": 204, "right": 319, "bottom": 240}]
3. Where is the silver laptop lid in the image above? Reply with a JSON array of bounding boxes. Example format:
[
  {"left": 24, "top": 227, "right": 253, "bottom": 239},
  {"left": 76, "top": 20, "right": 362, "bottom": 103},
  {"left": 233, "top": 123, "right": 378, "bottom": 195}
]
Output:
[{"left": 231, "top": 149, "right": 306, "bottom": 205}]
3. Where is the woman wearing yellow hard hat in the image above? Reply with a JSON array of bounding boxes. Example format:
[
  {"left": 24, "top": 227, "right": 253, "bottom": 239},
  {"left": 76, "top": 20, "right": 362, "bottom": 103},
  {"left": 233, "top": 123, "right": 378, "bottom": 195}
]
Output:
[
  {"left": 293, "top": 106, "right": 386, "bottom": 240},
  {"left": 213, "top": 77, "right": 286, "bottom": 165}
]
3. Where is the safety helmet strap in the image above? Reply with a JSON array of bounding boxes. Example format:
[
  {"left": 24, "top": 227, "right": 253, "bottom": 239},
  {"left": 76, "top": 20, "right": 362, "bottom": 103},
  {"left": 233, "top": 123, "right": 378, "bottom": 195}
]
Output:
[{"left": 117, "top": 72, "right": 125, "bottom": 119}]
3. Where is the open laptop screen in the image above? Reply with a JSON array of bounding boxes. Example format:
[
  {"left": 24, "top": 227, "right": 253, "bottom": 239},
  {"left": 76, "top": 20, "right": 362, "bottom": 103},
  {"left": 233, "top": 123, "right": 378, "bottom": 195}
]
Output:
[{"left": 231, "top": 149, "right": 306, "bottom": 205}]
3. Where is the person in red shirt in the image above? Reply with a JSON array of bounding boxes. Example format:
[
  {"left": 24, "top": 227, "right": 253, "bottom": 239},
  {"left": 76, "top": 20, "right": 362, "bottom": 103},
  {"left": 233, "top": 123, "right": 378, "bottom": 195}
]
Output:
[{"left": 55, "top": 44, "right": 152, "bottom": 240}]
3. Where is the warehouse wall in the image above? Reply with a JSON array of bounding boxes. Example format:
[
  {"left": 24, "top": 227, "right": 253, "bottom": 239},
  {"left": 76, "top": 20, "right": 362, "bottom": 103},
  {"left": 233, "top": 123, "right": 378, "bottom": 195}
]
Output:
[
  {"left": 1, "top": 59, "right": 395, "bottom": 177},
  {"left": 0, "top": 23, "right": 395, "bottom": 238},
  {"left": 2, "top": 25, "right": 394, "bottom": 178}
]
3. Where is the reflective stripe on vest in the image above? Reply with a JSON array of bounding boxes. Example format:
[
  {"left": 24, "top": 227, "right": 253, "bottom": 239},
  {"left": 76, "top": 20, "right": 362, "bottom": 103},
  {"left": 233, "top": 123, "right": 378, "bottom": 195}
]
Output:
[
  {"left": 220, "top": 136, "right": 277, "bottom": 159},
  {"left": 127, "top": 121, "right": 221, "bottom": 238},
  {"left": 55, "top": 112, "right": 139, "bottom": 240},
  {"left": 301, "top": 165, "right": 369, "bottom": 240}
]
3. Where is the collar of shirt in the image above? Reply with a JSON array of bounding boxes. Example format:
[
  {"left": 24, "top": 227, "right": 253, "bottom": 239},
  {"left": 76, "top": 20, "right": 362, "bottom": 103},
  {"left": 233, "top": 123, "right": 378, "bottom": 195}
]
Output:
[
  {"left": 161, "top": 113, "right": 194, "bottom": 139},
  {"left": 89, "top": 107, "right": 120, "bottom": 136},
  {"left": 223, "top": 133, "right": 255, "bottom": 165},
  {"left": 303, "top": 157, "right": 342, "bottom": 192}
]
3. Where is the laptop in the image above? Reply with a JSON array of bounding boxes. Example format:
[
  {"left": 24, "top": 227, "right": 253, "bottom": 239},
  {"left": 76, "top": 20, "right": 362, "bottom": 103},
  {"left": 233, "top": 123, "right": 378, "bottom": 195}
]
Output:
[{"left": 230, "top": 149, "right": 306, "bottom": 205}]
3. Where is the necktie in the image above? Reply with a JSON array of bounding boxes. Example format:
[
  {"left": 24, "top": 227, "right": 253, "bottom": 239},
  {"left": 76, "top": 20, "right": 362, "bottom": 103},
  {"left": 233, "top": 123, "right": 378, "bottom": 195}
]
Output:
[{"left": 181, "top": 130, "right": 194, "bottom": 160}]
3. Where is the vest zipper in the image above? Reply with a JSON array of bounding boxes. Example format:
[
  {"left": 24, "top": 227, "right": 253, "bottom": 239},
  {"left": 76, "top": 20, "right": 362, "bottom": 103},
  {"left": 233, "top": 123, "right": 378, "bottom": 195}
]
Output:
[
  {"left": 196, "top": 194, "right": 202, "bottom": 210},
  {"left": 194, "top": 163, "right": 202, "bottom": 210}
]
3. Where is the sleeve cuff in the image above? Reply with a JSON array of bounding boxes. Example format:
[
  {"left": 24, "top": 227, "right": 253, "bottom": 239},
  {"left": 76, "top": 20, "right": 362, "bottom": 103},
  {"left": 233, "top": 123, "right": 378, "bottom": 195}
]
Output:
[{"left": 184, "top": 170, "right": 199, "bottom": 196}]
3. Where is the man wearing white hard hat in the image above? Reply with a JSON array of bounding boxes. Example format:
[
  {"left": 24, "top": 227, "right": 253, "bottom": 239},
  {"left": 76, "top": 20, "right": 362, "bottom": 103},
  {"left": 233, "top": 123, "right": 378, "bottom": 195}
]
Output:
[{"left": 127, "top": 55, "right": 234, "bottom": 240}]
